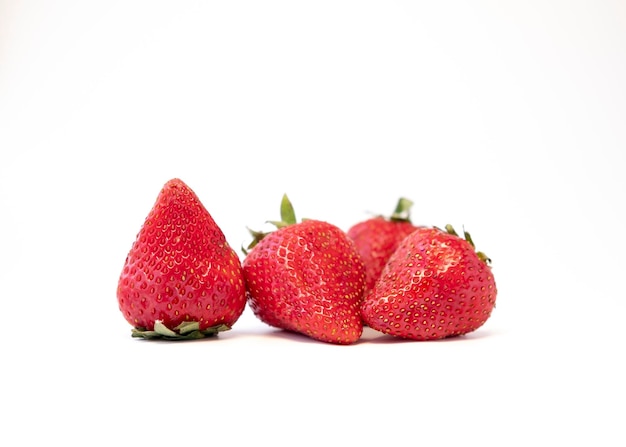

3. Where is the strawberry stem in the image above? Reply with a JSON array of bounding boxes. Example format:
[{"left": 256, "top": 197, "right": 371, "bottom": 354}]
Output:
[
  {"left": 244, "top": 194, "right": 298, "bottom": 253},
  {"left": 131, "top": 320, "right": 230, "bottom": 340},
  {"left": 390, "top": 197, "right": 414, "bottom": 222},
  {"left": 280, "top": 194, "right": 297, "bottom": 225},
  {"left": 268, "top": 193, "right": 297, "bottom": 227},
  {"left": 444, "top": 224, "right": 459, "bottom": 237},
  {"left": 444, "top": 224, "right": 492, "bottom": 265}
]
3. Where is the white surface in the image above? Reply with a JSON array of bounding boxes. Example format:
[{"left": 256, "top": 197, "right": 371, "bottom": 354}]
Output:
[{"left": 1, "top": 1, "right": 624, "bottom": 445}]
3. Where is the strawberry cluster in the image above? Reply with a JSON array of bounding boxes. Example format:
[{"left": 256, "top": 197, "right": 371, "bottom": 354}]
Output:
[{"left": 117, "top": 179, "right": 497, "bottom": 344}]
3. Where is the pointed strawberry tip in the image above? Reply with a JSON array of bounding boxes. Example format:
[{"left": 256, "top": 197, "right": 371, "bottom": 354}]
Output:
[{"left": 164, "top": 178, "right": 187, "bottom": 189}]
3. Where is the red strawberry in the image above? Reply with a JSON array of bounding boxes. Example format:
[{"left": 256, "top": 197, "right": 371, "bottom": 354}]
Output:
[
  {"left": 117, "top": 178, "right": 247, "bottom": 340},
  {"left": 242, "top": 195, "right": 366, "bottom": 344},
  {"left": 361, "top": 225, "right": 497, "bottom": 340},
  {"left": 347, "top": 198, "right": 423, "bottom": 294}
]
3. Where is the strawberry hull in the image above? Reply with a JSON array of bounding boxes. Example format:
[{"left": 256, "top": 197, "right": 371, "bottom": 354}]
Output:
[{"left": 243, "top": 219, "right": 366, "bottom": 345}]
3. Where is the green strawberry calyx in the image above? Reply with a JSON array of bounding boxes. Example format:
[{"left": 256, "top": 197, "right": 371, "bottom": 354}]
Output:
[
  {"left": 131, "top": 320, "right": 231, "bottom": 340},
  {"left": 389, "top": 197, "right": 414, "bottom": 223},
  {"left": 444, "top": 224, "right": 492, "bottom": 265},
  {"left": 244, "top": 194, "right": 298, "bottom": 253}
]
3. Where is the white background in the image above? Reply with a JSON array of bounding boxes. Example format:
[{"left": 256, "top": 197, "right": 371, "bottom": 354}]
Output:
[{"left": 1, "top": 1, "right": 624, "bottom": 445}]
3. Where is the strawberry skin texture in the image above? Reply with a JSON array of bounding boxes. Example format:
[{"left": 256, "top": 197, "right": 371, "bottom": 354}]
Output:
[
  {"left": 347, "top": 217, "right": 420, "bottom": 294},
  {"left": 361, "top": 227, "right": 497, "bottom": 340},
  {"left": 243, "top": 220, "right": 366, "bottom": 345},
  {"left": 117, "top": 178, "right": 247, "bottom": 333}
]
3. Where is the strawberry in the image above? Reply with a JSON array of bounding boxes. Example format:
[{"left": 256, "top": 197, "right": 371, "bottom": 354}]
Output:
[
  {"left": 242, "top": 195, "right": 366, "bottom": 344},
  {"left": 117, "top": 178, "right": 247, "bottom": 340},
  {"left": 347, "top": 198, "right": 423, "bottom": 294},
  {"left": 361, "top": 225, "right": 497, "bottom": 340}
]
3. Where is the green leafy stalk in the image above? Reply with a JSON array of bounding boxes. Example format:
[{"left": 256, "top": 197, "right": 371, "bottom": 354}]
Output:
[
  {"left": 390, "top": 197, "right": 414, "bottom": 222},
  {"left": 131, "top": 320, "right": 231, "bottom": 340},
  {"left": 280, "top": 194, "right": 297, "bottom": 225},
  {"left": 244, "top": 193, "right": 299, "bottom": 253},
  {"left": 444, "top": 224, "right": 492, "bottom": 265}
]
